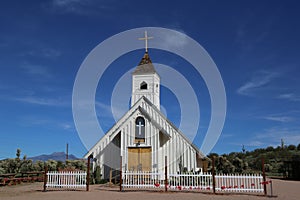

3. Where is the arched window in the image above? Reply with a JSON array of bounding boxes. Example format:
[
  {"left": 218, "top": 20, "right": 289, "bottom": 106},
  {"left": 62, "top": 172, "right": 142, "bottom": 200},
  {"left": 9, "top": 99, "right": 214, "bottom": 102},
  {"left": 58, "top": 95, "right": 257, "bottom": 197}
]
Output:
[
  {"left": 135, "top": 117, "right": 145, "bottom": 143},
  {"left": 140, "top": 81, "right": 147, "bottom": 90}
]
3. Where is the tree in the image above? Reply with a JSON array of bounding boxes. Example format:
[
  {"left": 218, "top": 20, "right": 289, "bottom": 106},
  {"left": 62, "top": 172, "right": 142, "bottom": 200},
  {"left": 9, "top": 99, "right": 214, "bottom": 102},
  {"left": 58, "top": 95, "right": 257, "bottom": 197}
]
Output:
[
  {"left": 1, "top": 149, "right": 88, "bottom": 174},
  {"left": 13, "top": 148, "right": 22, "bottom": 173},
  {"left": 0, "top": 166, "right": 5, "bottom": 174},
  {"left": 16, "top": 149, "right": 21, "bottom": 160},
  {"left": 57, "top": 160, "right": 65, "bottom": 170},
  {"left": 207, "top": 153, "right": 218, "bottom": 159},
  {"left": 281, "top": 139, "right": 285, "bottom": 149},
  {"left": 93, "top": 166, "right": 102, "bottom": 184},
  {"left": 266, "top": 146, "right": 274, "bottom": 152},
  {"left": 20, "top": 160, "right": 34, "bottom": 173},
  {"left": 297, "top": 144, "right": 300, "bottom": 151},
  {"left": 45, "top": 160, "right": 58, "bottom": 171},
  {"left": 33, "top": 161, "right": 44, "bottom": 171},
  {"left": 242, "top": 145, "right": 246, "bottom": 153},
  {"left": 72, "top": 160, "right": 87, "bottom": 171},
  {"left": 216, "top": 156, "right": 235, "bottom": 173},
  {"left": 232, "top": 157, "right": 243, "bottom": 173},
  {"left": 264, "top": 163, "right": 273, "bottom": 172},
  {"left": 6, "top": 159, "right": 18, "bottom": 173},
  {"left": 288, "top": 145, "right": 296, "bottom": 151}
]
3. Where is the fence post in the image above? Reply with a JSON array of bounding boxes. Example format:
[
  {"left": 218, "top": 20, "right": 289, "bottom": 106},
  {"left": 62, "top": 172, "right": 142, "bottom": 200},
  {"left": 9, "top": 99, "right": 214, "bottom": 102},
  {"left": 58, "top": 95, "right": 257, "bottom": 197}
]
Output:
[
  {"left": 120, "top": 156, "right": 123, "bottom": 192},
  {"left": 109, "top": 168, "right": 112, "bottom": 187},
  {"left": 212, "top": 156, "right": 216, "bottom": 194},
  {"left": 262, "top": 157, "right": 267, "bottom": 196},
  {"left": 270, "top": 180, "right": 273, "bottom": 196},
  {"left": 43, "top": 166, "right": 48, "bottom": 192},
  {"left": 86, "top": 155, "right": 91, "bottom": 191},
  {"left": 165, "top": 156, "right": 168, "bottom": 192}
]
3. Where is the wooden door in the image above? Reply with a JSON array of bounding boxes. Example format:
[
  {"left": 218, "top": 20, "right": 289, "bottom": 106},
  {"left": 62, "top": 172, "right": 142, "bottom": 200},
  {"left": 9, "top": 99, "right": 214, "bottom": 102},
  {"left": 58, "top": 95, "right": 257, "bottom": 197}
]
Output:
[
  {"left": 128, "top": 147, "right": 151, "bottom": 171},
  {"left": 140, "top": 148, "right": 151, "bottom": 171},
  {"left": 128, "top": 148, "right": 139, "bottom": 171}
]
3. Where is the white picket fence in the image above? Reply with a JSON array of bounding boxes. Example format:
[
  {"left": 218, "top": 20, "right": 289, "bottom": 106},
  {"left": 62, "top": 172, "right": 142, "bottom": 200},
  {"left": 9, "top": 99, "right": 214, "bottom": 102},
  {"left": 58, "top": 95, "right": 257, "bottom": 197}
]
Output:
[
  {"left": 46, "top": 171, "right": 87, "bottom": 189},
  {"left": 122, "top": 171, "right": 264, "bottom": 193},
  {"left": 168, "top": 172, "right": 213, "bottom": 190},
  {"left": 122, "top": 171, "right": 165, "bottom": 188},
  {"left": 215, "top": 174, "right": 264, "bottom": 193}
]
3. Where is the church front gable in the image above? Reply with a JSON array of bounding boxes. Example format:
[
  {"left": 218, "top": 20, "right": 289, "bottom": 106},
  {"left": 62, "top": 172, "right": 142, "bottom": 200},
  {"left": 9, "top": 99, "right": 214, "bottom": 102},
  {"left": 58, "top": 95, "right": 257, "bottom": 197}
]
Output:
[{"left": 85, "top": 97, "right": 204, "bottom": 176}]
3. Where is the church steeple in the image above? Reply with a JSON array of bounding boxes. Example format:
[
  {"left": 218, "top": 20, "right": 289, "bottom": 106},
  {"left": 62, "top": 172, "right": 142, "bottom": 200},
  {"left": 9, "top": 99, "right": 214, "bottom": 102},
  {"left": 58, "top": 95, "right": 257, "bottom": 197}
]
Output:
[
  {"left": 131, "top": 32, "right": 160, "bottom": 109},
  {"left": 132, "top": 52, "right": 156, "bottom": 75},
  {"left": 138, "top": 52, "right": 153, "bottom": 65},
  {"left": 138, "top": 31, "right": 153, "bottom": 53}
]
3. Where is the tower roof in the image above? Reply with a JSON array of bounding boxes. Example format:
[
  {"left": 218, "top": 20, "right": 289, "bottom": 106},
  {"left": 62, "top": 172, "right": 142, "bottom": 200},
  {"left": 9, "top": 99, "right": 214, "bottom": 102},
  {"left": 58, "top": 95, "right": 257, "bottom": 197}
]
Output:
[{"left": 132, "top": 52, "right": 157, "bottom": 75}]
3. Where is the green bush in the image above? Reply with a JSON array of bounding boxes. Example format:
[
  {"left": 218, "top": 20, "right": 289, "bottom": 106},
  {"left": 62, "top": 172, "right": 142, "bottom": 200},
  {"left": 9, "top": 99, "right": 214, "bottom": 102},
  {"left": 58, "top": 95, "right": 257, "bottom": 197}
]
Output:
[{"left": 93, "top": 166, "right": 102, "bottom": 184}]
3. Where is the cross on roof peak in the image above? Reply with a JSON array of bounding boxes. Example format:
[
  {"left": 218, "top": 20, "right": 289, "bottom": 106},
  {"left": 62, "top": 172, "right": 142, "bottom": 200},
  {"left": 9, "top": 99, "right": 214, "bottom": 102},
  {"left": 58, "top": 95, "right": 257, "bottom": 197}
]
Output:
[{"left": 138, "top": 31, "right": 153, "bottom": 53}]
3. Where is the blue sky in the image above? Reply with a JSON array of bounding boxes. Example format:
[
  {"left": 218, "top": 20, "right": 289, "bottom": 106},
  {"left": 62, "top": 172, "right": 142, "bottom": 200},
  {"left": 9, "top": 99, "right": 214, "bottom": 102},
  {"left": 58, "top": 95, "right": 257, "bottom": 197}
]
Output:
[{"left": 1, "top": 0, "right": 300, "bottom": 159}]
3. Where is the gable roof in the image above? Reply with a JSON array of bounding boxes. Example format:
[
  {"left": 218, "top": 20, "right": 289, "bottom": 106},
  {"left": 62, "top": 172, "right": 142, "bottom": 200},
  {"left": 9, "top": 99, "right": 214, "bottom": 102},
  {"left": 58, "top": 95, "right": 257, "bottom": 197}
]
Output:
[
  {"left": 140, "top": 97, "right": 205, "bottom": 158},
  {"left": 84, "top": 96, "right": 205, "bottom": 159},
  {"left": 132, "top": 52, "right": 157, "bottom": 75}
]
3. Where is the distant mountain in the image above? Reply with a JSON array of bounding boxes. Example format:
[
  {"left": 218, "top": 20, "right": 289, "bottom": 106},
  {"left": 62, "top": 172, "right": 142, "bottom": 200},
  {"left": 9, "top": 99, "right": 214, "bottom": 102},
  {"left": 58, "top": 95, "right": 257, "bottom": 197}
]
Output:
[{"left": 28, "top": 152, "right": 79, "bottom": 162}]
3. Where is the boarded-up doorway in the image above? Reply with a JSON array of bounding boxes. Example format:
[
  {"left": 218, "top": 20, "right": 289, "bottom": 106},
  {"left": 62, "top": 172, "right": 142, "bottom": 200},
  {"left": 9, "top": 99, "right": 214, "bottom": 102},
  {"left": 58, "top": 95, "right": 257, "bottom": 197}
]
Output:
[{"left": 128, "top": 147, "right": 151, "bottom": 171}]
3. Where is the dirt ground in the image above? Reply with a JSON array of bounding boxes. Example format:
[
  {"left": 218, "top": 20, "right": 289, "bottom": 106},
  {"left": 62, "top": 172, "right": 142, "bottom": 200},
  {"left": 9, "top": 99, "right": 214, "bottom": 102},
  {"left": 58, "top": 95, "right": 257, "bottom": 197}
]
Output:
[{"left": 0, "top": 179, "right": 299, "bottom": 200}]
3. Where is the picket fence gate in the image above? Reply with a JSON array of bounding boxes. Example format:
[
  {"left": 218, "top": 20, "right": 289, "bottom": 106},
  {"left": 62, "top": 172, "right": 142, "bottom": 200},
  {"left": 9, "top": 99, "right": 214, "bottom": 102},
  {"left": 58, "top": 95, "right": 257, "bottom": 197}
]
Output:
[
  {"left": 45, "top": 171, "right": 87, "bottom": 190},
  {"left": 168, "top": 172, "right": 213, "bottom": 190},
  {"left": 122, "top": 171, "right": 265, "bottom": 194},
  {"left": 122, "top": 171, "right": 165, "bottom": 188},
  {"left": 215, "top": 174, "right": 264, "bottom": 193}
]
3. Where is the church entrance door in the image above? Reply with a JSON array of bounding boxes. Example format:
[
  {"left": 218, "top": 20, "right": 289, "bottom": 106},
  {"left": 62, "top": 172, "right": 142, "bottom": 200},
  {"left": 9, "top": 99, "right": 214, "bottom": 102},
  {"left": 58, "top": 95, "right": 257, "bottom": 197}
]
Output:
[{"left": 128, "top": 147, "right": 151, "bottom": 171}]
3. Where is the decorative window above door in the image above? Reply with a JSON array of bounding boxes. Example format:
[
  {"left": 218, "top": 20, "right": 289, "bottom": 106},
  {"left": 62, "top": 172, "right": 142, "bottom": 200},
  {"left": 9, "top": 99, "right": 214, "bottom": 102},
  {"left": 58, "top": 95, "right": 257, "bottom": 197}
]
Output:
[{"left": 135, "top": 117, "right": 145, "bottom": 143}]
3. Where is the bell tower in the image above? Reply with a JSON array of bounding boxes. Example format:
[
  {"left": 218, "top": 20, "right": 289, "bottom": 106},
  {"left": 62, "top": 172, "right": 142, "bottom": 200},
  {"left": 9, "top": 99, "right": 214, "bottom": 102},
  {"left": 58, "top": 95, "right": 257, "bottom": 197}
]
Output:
[{"left": 131, "top": 31, "right": 160, "bottom": 109}]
